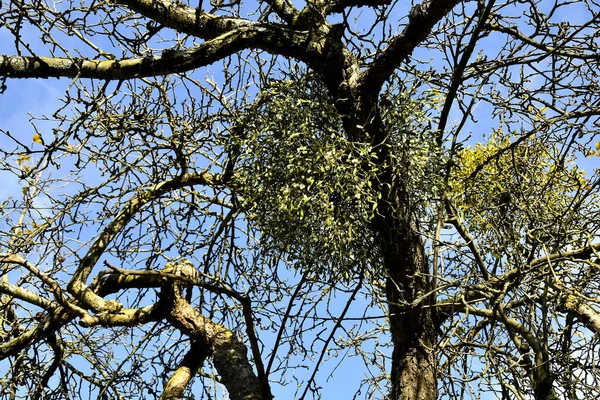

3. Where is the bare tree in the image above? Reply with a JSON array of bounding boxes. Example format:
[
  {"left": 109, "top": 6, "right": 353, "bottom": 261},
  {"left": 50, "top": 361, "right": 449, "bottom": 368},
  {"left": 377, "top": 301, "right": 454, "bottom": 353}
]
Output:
[{"left": 1, "top": 0, "right": 600, "bottom": 399}]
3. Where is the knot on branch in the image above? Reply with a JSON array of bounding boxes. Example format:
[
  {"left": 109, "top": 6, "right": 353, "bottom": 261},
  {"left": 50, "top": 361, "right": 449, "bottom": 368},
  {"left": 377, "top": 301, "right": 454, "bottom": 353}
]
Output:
[
  {"left": 163, "top": 259, "right": 199, "bottom": 301},
  {"left": 408, "top": 1, "right": 428, "bottom": 23}
]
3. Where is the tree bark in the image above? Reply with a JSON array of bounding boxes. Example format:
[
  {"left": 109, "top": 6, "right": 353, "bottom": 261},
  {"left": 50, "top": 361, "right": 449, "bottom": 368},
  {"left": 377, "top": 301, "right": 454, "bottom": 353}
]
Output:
[
  {"left": 384, "top": 231, "right": 437, "bottom": 400},
  {"left": 160, "top": 341, "right": 208, "bottom": 400},
  {"left": 329, "top": 87, "right": 438, "bottom": 399},
  {"left": 362, "top": 101, "right": 438, "bottom": 400},
  {"left": 161, "top": 283, "right": 264, "bottom": 400},
  {"left": 374, "top": 169, "right": 437, "bottom": 400}
]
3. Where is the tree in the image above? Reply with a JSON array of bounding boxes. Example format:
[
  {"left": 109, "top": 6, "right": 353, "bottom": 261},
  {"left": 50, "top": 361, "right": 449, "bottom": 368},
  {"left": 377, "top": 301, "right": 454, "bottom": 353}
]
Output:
[{"left": 1, "top": 0, "right": 599, "bottom": 399}]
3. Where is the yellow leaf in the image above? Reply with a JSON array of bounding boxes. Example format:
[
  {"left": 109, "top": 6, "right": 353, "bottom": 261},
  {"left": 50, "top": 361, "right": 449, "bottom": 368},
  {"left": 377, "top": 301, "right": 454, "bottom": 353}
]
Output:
[
  {"left": 18, "top": 154, "right": 30, "bottom": 161},
  {"left": 596, "top": 141, "right": 600, "bottom": 151},
  {"left": 33, "top": 134, "right": 43, "bottom": 144}
]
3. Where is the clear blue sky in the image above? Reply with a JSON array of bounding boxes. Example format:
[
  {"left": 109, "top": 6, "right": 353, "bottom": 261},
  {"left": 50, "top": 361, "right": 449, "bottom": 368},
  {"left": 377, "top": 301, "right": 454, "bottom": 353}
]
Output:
[{"left": 1, "top": 1, "right": 599, "bottom": 399}]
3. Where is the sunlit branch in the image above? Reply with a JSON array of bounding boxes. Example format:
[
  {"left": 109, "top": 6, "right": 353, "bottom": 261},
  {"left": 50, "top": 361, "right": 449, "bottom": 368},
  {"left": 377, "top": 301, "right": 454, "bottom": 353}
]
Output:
[
  {"left": 0, "top": 24, "right": 309, "bottom": 80},
  {"left": 159, "top": 341, "right": 208, "bottom": 400},
  {"left": 529, "top": 242, "right": 600, "bottom": 269},
  {"left": 114, "top": 0, "right": 258, "bottom": 39},
  {"left": 166, "top": 296, "right": 263, "bottom": 400},
  {"left": 486, "top": 23, "right": 600, "bottom": 61},
  {"left": 67, "top": 172, "right": 227, "bottom": 313},
  {"left": 93, "top": 263, "right": 271, "bottom": 398},
  {"left": 0, "top": 308, "right": 73, "bottom": 359},
  {"left": 560, "top": 293, "right": 600, "bottom": 335},
  {"left": 260, "top": 0, "right": 299, "bottom": 24},
  {"left": 361, "top": 0, "right": 461, "bottom": 90},
  {"left": 0, "top": 277, "right": 57, "bottom": 311},
  {"left": 0, "top": 254, "right": 87, "bottom": 316}
]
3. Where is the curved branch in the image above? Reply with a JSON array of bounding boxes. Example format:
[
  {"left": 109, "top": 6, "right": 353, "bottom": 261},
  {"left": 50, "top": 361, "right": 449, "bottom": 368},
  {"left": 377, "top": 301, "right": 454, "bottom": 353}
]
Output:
[
  {"left": 67, "top": 172, "right": 227, "bottom": 313},
  {"left": 0, "top": 25, "right": 309, "bottom": 80},
  {"left": 159, "top": 341, "right": 208, "bottom": 400},
  {"left": 360, "top": 0, "right": 461, "bottom": 91},
  {"left": 166, "top": 296, "right": 263, "bottom": 400},
  {"left": 560, "top": 293, "right": 600, "bottom": 336},
  {"left": 92, "top": 264, "right": 271, "bottom": 399}
]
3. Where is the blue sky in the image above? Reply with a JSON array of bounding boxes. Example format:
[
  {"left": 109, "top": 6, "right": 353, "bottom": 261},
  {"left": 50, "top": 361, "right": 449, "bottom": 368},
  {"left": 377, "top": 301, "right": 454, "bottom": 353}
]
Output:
[{"left": 1, "top": 1, "right": 600, "bottom": 399}]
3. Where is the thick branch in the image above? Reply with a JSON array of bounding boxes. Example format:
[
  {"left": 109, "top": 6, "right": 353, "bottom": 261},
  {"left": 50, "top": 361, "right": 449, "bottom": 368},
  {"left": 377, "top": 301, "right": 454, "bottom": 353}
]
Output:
[
  {"left": 0, "top": 307, "right": 73, "bottom": 359},
  {"left": 159, "top": 341, "right": 208, "bottom": 400},
  {"left": 560, "top": 294, "right": 600, "bottom": 336},
  {"left": 0, "top": 25, "right": 309, "bottom": 80},
  {"left": 361, "top": 0, "right": 461, "bottom": 91},
  {"left": 94, "top": 265, "right": 271, "bottom": 399},
  {"left": 325, "top": 0, "right": 391, "bottom": 15},
  {"left": 530, "top": 242, "right": 600, "bottom": 269},
  {"left": 67, "top": 172, "right": 226, "bottom": 313},
  {"left": 0, "top": 278, "right": 57, "bottom": 311},
  {"left": 91, "top": 267, "right": 244, "bottom": 300},
  {"left": 261, "top": 0, "right": 299, "bottom": 24},
  {"left": 166, "top": 296, "right": 263, "bottom": 400},
  {"left": 115, "top": 0, "right": 259, "bottom": 39},
  {"left": 0, "top": 254, "right": 87, "bottom": 316}
]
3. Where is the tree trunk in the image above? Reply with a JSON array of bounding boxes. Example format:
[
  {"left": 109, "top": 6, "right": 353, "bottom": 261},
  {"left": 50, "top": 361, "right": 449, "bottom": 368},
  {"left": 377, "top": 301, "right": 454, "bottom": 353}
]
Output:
[
  {"left": 376, "top": 209, "right": 437, "bottom": 400},
  {"left": 326, "top": 59, "right": 439, "bottom": 398},
  {"left": 385, "top": 240, "right": 437, "bottom": 400},
  {"left": 373, "top": 133, "right": 438, "bottom": 399}
]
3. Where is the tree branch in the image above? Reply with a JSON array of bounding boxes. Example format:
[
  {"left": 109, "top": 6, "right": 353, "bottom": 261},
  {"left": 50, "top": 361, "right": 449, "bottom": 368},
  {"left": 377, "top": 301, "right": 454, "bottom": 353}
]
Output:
[
  {"left": 0, "top": 24, "right": 309, "bottom": 80},
  {"left": 560, "top": 293, "right": 600, "bottom": 336},
  {"left": 360, "top": 0, "right": 461, "bottom": 91},
  {"left": 486, "top": 22, "right": 600, "bottom": 61},
  {"left": 93, "top": 264, "right": 272, "bottom": 399},
  {"left": 529, "top": 242, "right": 600, "bottom": 269},
  {"left": 159, "top": 341, "right": 208, "bottom": 400},
  {"left": 114, "top": 0, "right": 257, "bottom": 39},
  {"left": 437, "top": 0, "right": 496, "bottom": 139},
  {"left": 325, "top": 0, "right": 391, "bottom": 15},
  {"left": 260, "top": 0, "right": 299, "bottom": 24},
  {"left": 166, "top": 296, "right": 263, "bottom": 400},
  {"left": 67, "top": 172, "right": 227, "bottom": 313},
  {"left": 444, "top": 200, "right": 490, "bottom": 280},
  {"left": 0, "top": 277, "right": 57, "bottom": 312}
]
